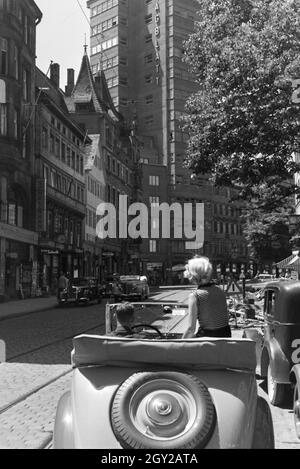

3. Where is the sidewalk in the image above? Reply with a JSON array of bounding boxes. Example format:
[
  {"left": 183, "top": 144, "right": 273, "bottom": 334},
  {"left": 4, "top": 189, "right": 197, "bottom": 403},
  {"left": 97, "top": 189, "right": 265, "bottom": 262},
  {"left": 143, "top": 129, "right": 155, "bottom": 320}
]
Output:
[{"left": 0, "top": 296, "right": 57, "bottom": 322}]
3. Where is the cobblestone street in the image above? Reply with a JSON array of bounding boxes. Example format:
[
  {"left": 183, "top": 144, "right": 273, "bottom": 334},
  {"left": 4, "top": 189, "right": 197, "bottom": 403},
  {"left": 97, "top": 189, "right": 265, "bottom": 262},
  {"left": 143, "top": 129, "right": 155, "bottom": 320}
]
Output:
[{"left": 0, "top": 289, "right": 299, "bottom": 449}]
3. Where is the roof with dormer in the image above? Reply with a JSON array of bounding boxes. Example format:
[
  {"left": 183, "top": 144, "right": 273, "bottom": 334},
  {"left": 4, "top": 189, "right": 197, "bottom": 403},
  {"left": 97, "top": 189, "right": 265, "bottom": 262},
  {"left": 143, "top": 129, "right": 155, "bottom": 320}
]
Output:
[{"left": 65, "top": 49, "right": 120, "bottom": 122}]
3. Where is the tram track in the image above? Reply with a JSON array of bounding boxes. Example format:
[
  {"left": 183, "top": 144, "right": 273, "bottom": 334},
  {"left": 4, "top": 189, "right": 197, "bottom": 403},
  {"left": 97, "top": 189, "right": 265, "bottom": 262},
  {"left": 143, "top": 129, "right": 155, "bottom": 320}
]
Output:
[
  {"left": 7, "top": 321, "right": 105, "bottom": 362},
  {"left": 0, "top": 321, "right": 105, "bottom": 422}
]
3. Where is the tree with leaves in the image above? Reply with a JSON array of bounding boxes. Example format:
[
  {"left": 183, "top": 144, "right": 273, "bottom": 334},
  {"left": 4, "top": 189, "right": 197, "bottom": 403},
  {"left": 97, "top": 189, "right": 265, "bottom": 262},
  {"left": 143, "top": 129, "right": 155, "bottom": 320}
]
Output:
[{"left": 182, "top": 0, "right": 300, "bottom": 263}]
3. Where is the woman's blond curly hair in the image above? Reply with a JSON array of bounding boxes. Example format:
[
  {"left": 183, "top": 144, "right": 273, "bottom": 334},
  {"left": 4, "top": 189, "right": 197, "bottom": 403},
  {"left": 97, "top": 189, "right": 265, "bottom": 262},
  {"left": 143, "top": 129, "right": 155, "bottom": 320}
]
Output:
[{"left": 184, "top": 256, "right": 213, "bottom": 285}]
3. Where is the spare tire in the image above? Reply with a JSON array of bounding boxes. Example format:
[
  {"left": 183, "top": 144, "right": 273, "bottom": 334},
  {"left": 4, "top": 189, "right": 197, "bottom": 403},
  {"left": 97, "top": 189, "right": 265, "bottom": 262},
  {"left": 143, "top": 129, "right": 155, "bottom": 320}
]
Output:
[{"left": 111, "top": 371, "right": 216, "bottom": 450}]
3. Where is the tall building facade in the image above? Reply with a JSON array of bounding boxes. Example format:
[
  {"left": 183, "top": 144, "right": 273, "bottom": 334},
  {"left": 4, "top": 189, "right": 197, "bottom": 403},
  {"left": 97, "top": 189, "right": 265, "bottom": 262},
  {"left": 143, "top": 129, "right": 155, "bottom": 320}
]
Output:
[
  {"left": 65, "top": 50, "right": 140, "bottom": 277},
  {"left": 0, "top": 0, "right": 42, "bottom": 300},
  {"left": 87, "top": 0, "right": 249, "bottom": 277},
  {"left": 34, "top": 65, "right": 89, "bottom": 294}
]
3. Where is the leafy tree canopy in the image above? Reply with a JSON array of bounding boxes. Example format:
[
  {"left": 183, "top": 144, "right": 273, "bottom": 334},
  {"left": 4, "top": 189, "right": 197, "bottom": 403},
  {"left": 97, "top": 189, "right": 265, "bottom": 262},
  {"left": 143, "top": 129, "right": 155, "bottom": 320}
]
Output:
[{"left": 182, "top": 0, "right": 300, "bottom": 212}]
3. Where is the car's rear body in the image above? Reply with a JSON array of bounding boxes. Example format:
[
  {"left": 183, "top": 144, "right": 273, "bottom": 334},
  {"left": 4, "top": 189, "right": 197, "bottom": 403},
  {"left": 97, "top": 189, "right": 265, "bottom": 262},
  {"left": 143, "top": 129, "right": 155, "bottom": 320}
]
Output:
[
  {"left": 53, "top": 303, "right": 274, "bottom": 449},
  {"left": 58, "top": 277, "right": 102, "bottom": 305}
]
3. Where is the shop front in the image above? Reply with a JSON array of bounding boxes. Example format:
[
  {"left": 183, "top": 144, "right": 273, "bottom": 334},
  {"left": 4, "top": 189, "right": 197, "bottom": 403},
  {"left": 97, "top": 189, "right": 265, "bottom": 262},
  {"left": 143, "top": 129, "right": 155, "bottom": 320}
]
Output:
[
  {"left": 38, "top": 244, "right": 84, "bottom": 295},
  {"left": 0, "top": 222, "right": 38, "bottom": 300}
]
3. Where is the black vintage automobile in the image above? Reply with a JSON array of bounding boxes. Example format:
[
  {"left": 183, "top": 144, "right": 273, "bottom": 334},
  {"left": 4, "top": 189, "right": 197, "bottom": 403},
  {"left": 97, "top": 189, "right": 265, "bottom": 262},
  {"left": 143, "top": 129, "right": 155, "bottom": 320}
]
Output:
[
  {"left": 244, "top": 281, "right": 300, "bottom": 417},
  {"left": 115, "top": 275, "right": 150, "bottom": 302},
  {"left": 58, "top": 277, "right": 102, "bottom": 306}
]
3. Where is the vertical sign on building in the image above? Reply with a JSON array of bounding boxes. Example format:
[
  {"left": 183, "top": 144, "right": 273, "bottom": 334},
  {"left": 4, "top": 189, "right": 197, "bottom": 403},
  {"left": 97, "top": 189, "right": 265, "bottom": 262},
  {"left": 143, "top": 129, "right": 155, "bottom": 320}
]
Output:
[
  {"left": 36, "top": 178, "right": 47, "bottom": 232},
  {"left": 155, "top": 1, "right": 161, "bottom": 85}
]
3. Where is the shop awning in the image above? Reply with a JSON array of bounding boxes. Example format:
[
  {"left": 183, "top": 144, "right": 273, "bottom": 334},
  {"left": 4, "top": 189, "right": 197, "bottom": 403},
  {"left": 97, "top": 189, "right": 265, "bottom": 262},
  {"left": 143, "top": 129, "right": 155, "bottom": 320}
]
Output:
[
  {"left": 287, "top": 256, "right": 300, "bottom": 271},
  {"left": 276, "top": 254, "right": 300, "bottom": 272},
  {"left": 276, "top": 254, "right": 297, "bottom": 269}
]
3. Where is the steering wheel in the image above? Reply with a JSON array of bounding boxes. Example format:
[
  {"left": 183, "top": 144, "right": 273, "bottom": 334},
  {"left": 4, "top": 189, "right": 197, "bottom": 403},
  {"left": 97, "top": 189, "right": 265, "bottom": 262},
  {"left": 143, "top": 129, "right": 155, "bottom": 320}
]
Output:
[{"left": 131, "top": 324, "right": 164, "bottom": 338}]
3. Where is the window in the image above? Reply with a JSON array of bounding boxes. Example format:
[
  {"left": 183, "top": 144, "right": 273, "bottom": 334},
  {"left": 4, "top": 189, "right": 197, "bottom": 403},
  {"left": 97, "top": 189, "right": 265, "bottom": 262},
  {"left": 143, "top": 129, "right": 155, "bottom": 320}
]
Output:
[
  {"left": 149, "top": 175, "right": 159, "bottom": 186},
  {"left": 149, "top": 196, "right": 160, "bottom": 206},
  {"left": 105, "top": 125, "right": 112, "bottom": 147},
  {"left": 0, "top": 38, "right": 8, "bottom": 75},
  {"left": 119, "top": 57, "right": 127, "bottom": 66},
  {"left": 61, "top": 142, "right": 66, "bottom": 162},
  {"left": 145, "top": 33, "right": 152, "bottom": 43},
  {"left": 71, "top": 151, "right": 75, "bottom": 169},
  {"left": 145, "top": 54, "right": 153, "bottom": 64},
  {"left": 55, "top": 138, "right": 60, "bottom": 158},
  {"left": 265, "top": 290, "right": 276, "bottom": 317},
  {"left": 0, "top": 103, "right": 7, "bottom": 135},
  {"left": 145, "top": 115, "right": 154, "bottom": 126},
  {"left": 145, "top": 74, "right": 153, "bottom": 84},
  {"left": 145, "top": 94, "right": 153, "bottom": 104},
  {"left": 107, "top": 75, "right": 118, "bottom": 88},
  {"left": 50, "top": 133, "right": 54, "bottom": 153},
  {"left": 24, "top": 15, "right": 29, "bottom": 44},
  {"left": 145, "top": 14, "right": 152, "bottom": 24},
  {"left": 150, "top": 240, "right": 157, "bottom": 253},
  {"left": 23, "top": 68, "right": 30, "bottom": 101},
  {"left": 8, "top": 203, "right": 16, "bottom": 226},
  {"left": 13, "top": 109, "right": 19, "bottom": 140},
  {"left": 91, "top": 0, "right": 118, "bottom": 17},
  {"left": 13, "top": 45, "right": 19, "bottom": 79},
  {"left": 67, "top": 147, "right": 71, "bottom": 166},
  {"left": 42, "top": 127, "right": 48, "bottom": 149},
  {"left": 91, "top": 36, "right": 118, "bottom": 55},
  {"left": 119, "top": 76, "right": 128, "bottom": 86},
  {"left": 91, "top": 16, "right": 118, "bottom": 35}
]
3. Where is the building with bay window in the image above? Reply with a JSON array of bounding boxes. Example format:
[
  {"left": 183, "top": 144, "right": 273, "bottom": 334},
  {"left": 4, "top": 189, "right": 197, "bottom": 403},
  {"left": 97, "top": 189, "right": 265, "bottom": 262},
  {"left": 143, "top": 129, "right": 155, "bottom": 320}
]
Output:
[{"left": 34, "top": 64, "right": 91, "bottom": 293}]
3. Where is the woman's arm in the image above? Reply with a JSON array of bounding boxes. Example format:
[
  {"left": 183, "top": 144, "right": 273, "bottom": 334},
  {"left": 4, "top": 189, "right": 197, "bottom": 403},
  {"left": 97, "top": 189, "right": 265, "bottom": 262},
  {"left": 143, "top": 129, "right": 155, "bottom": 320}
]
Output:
[{"left": 182, "top": 293, "right": 198, "bottom": 339}]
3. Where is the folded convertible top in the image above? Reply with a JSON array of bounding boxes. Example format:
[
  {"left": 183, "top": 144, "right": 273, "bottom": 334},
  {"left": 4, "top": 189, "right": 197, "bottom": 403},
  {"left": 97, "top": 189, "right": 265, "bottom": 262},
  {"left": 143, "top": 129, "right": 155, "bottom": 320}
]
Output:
[{"left": 72, "top": 335, "right": 256, "bottom": 372}]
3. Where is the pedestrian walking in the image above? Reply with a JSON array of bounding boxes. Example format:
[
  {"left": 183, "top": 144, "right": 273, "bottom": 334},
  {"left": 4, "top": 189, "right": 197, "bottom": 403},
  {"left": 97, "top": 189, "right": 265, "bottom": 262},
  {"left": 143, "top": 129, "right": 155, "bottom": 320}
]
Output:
[{"left": 57, "top": 271, "right": 69, "bottom": 300}]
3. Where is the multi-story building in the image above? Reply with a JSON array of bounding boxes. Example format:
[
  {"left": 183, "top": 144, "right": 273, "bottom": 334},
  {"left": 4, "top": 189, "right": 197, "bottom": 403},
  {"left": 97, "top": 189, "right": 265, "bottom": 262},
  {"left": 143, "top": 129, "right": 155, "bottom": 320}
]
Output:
[
  {"left": 87, "top": 0, "right": 249, "bottom": 277},
  {"left": 0, "top": 0, "right": 42, "bottom": 300},
  {"left": 34, "top": 64, "right": 90, "bottom": 293},
  {"left": 65, "top": 49, "right": 139, "bottom": 277}
]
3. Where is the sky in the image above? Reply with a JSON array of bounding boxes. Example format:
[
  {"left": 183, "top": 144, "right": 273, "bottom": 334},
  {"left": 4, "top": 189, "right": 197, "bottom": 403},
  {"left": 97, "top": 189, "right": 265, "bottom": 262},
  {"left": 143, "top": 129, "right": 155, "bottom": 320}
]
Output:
[{"left": 35, "top": 0, "right": 90, "bottom": 89}]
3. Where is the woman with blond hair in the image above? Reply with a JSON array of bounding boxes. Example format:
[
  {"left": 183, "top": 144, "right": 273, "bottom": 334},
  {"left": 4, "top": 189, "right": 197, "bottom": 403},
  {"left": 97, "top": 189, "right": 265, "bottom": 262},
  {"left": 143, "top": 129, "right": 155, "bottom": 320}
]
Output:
[{"left": 182, "top": 256, "right": 231, "bottom": 339}]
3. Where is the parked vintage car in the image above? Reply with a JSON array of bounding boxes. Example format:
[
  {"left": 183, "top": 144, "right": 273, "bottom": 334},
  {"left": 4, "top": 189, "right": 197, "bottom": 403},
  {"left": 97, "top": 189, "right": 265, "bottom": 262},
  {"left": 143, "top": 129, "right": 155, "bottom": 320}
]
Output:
[
  {"left": 291, "top": 364, "right": 300, "bottom": 439},
  {"left": 244, "top": 281, "right": 300, "bottom": 412},
  {"left": 58, "top": 277, "right": 102, "bottom": 306},
  {"left": 115, "top": 275, "right": 150, "bottom": 302},
  {"left": 53, "top": 302, "right": 274, "bottom": 449}
]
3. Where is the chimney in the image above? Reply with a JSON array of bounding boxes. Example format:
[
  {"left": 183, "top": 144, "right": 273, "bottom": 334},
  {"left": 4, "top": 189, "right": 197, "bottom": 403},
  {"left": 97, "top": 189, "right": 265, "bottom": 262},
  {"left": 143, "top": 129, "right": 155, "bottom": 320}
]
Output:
[
  {"left": 65, "top": 68, "right": 75, "bottom": 96},
  {"left": 50, "top": 63, "right": 60, "bottom": 88}
]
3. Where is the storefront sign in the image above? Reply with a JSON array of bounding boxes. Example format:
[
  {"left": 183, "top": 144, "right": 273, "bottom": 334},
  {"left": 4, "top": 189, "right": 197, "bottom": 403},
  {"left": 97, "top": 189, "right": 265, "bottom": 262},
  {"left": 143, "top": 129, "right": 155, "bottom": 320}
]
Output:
[
  {"left": 41, "top": 249, "right": 59, "bottom": 255},
  {"left": 6, "top": 253, "right": 18, "bottom": 259},
  {"left": 36, "top": 179, "right": 47, "bottom": 233},
  {"left": 147, "top": 262, "right": 163, "bottom": 269}
]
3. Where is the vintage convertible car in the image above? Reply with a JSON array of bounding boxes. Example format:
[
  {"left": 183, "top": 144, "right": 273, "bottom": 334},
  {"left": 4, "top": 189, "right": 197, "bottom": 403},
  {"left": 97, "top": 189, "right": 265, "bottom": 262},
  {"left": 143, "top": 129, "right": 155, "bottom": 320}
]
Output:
[
  {"left": 58, "top": 277, "right": 102, "bottom": 306},
  {"left": 53, "top": 302, "right": 274, "bottom": 449}
]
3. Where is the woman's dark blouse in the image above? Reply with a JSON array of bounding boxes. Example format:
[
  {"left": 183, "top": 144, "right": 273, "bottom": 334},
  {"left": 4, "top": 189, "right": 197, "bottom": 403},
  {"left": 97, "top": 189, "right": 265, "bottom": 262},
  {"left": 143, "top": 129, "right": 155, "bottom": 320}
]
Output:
[{"left": 193, "top": 284, "right": 229, "bottom": 330}]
